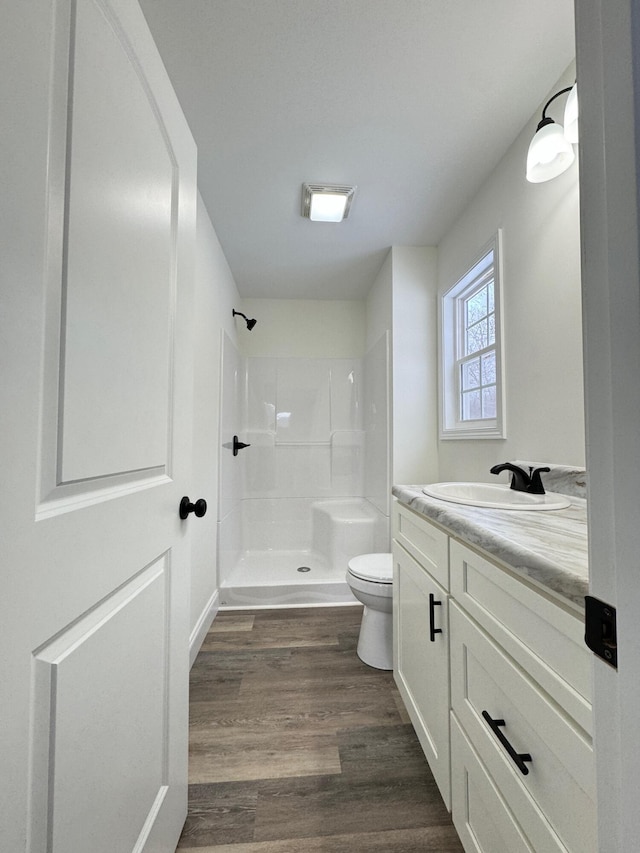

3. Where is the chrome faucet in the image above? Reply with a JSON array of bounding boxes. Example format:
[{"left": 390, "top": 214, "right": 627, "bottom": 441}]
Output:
[{"left": 490, "top": 462, "right": 550, "bottom": 494}]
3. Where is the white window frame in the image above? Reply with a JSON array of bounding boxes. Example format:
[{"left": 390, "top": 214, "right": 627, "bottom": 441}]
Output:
[{"left": 439, "top": 231, "right": 506, "bottom": 439}]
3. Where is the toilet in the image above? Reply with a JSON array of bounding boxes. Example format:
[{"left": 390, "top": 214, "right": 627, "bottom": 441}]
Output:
[{"left": 346, "top": 553, "right": 393, "bottom": 670}]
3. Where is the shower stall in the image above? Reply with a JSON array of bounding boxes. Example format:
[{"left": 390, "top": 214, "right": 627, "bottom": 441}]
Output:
[{"left": 217, "top": 330, "right": 391, "bottom": 606}]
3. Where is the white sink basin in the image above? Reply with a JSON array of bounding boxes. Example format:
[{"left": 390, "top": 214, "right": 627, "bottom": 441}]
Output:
[{"left": 421, "top": 482, "right": 571, "bottom": 511}]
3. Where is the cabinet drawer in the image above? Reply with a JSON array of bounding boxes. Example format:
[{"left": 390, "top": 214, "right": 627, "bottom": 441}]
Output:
[
  {"left": 450, "top": 539, "right": 591, "bottom": 734},
  {"left": 450, "top": 602, "right": 596, "bottom": 853},
  {"left": 393, "top": 501, "right": 449, "bottom": 590},
  {"left": 451, "top": 714, "right": 535, "bottom": 853}
]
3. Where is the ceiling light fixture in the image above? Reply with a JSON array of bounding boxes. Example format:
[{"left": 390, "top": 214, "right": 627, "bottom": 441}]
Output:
[
  {"left": 526, "top": 83, "right": 578, "bottom": 183},
  {"left": 301, "top": 183, "right": 356, "bottom": 222}
]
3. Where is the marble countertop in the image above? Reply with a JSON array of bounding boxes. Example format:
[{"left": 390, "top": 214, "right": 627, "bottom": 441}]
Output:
[{"left": 392, "top": 484, "right": 588, "bottom": 610}]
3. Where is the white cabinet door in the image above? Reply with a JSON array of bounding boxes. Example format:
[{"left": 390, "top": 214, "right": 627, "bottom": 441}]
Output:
[
  {"left": 0, "top": 1, "right": 196, "bottom": 851},
  {"left": 393, "top": 542, "right": 451, "bottom": 808}
]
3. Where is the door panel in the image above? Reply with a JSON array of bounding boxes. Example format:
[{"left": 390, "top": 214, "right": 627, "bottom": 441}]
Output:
[
  {"left": 61, "top": 0, "right": 174, "bottom": 483},
  {"left": 31, "top": 558, "right": 170, "bottom": 853},
  {"left": 0, "top": 1, "right": 196, "bottom": 850}
]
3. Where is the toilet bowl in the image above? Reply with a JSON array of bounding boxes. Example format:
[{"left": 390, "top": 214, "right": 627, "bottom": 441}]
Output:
[{"left": 346, "top": 553, "right": 393, "bottom": 670}]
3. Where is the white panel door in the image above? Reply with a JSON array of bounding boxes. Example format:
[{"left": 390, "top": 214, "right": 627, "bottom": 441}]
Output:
[
  {"left": 575, "top": 1, "right": 640, "bottom": 850},
  {"left": 0, "top": 1, "right": 197, "bottom": 851}
]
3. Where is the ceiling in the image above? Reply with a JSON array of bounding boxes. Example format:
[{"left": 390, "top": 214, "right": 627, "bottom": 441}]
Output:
[{"left": 139, "top": 0, "right": 575, "bottom": 300}]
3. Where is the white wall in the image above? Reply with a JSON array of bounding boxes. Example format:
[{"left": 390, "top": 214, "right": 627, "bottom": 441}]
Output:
[
  {"left": 391, "top": 247, "right": 439, "bottom": 484},
  {"left": 238, "top": 298, "right": 365, "bottom": 357},
  {"left": 365, "top": 254, "right": 393, "bottom": 524},
  {"left": 365, "top": 246, "right": 439, "bottom": 489},
  {"left": 366, "top": 252, "right": 393, "bottom": 351},
  {"left": 189, "top": 194, "right": 240, "bottom": 657},
  {"left": 364, "top": 331, "right": 391, "bottom": 520},
  {"left": 436, "top": 64, "right": 584, "bottom": 483}
]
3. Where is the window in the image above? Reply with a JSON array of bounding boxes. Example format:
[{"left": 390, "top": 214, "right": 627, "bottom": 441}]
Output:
[{"left": 440, "top": 232, "right": 505, "bottom": 438}]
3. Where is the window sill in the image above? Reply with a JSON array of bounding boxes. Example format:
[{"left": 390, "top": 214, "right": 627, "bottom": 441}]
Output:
[{"left": 440, "top": 425, "right": 506, "bottom": 440}]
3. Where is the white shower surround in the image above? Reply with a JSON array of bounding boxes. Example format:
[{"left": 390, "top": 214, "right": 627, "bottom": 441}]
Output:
[{"left": 217, "top": 332, "right": 390, "bottom": 607}]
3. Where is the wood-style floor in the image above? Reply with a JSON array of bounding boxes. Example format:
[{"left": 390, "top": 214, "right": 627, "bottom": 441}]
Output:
[{"left": 177, "top": 605, "right": 464, "bottom": 852}]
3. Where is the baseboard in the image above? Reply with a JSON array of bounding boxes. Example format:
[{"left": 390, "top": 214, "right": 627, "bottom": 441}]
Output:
[{"left": 189, "top": 588, "right": 220, "bottom": 669}]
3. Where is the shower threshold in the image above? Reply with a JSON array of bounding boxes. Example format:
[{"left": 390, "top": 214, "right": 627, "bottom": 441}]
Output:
[{"left": 220, "top": 549, "right": 358, "bottom": 609}]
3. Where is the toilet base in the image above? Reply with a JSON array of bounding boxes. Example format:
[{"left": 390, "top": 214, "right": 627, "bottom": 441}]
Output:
[{"left": 356, "top": 605, "right": 393, "bottom": 670}]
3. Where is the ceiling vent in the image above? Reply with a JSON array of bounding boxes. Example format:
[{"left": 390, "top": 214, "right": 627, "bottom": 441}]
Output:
[{"left": 301, "top": 183, "right": 356, "bottom": 222}]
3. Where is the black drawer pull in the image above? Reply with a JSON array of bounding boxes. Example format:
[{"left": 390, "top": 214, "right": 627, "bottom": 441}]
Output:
[
  {"left": 482, "top": 710, "right": 532, "bottom": 776},
  {"left": 429, "top": 593, "right": 442, "bottom": 642}
]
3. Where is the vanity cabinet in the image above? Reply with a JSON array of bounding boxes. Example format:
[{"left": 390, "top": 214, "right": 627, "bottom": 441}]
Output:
[{"left": 392, "top": 501, "right": 595, "bottom": 853}]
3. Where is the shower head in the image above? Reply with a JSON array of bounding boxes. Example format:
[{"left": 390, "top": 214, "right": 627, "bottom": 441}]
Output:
[{"left": 232, "top": 309, "right": 257, "bottom": 331}]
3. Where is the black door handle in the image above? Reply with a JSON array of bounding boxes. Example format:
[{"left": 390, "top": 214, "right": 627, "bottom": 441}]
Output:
[
  {"left": 482, "top": 711, "right": 532, "bottom": 775},
  {"left": 233, "top": 435, "right": 251, "bottom": 456},
  {"left": 429, "top": 592, "right": 442, "bottom": 642},
  {"left": 179, "top": 497, "right": 207, "bottom": 519}
]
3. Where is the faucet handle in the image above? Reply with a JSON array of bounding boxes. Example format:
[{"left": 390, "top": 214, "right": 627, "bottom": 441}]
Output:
[{"left": 529, "top": 466, "right": 550, "bottom": 494}]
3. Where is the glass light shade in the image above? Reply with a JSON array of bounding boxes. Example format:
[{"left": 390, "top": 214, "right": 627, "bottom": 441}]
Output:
[
  {"left": 526, "top": 121, "right": 575, "bottom": 183},
  {"left": 563, "top": 83, "right": 579, "bottom": 143},
  {"left": 309, "top": 192, "right": 348, "bottom": 222}
]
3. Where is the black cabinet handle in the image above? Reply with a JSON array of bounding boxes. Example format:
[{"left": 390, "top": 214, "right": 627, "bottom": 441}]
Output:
[
  {"left": 179, "top": 497, "right": 207, "bottom": 520},
  {"left": 429, "top": 592, "right": 442, "bottom": 642},
  {"left": 482, "top": 710, "right": 532, "bottom": 775},
  {"left": 233, "top": 435, "right": 251, "bottom": 456}
]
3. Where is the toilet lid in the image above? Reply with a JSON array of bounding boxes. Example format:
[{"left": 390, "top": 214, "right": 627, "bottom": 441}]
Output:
[{"left": 348, "top": 553, "right": 393, "bottom": 584}]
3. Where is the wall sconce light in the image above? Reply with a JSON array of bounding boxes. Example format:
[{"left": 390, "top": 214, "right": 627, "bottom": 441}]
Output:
[
  {"left": 301, "top": 183, "right": 356, "bottom": 222},
  {"left": 526, "top": 83, "right": 578, "bottom": 183}
]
